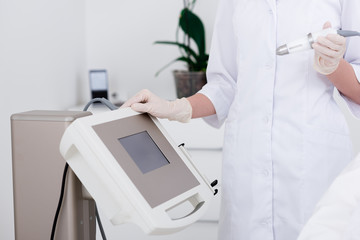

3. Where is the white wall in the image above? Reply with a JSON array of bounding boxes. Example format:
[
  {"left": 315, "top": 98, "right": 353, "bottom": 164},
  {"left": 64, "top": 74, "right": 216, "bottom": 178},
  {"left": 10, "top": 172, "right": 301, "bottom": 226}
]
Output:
[
  {"left": 0, "top": 0, "right": 86, "bottom": 239},
  {"left": 85, "top": 0, "right": 219, "bottom": 101}
]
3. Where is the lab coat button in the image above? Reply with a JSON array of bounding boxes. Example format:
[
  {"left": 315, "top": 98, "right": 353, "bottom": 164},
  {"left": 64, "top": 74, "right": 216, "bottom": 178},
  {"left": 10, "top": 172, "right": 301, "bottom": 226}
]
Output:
[
  {"left": 262, "top": 170, "right": 269, "bottom": 176},
  {"left": 261, "top": 218, "right": 272, "bottom": 226},
  {"left": 263, "top": 116, "right": 270, "bottom": 124}
]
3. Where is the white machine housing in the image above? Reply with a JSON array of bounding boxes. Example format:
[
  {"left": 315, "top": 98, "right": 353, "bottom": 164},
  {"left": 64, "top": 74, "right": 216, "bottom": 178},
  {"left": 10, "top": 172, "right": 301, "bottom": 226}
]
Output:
[{"left": 59, "top": 108, "right": 216, "bottom": 235}]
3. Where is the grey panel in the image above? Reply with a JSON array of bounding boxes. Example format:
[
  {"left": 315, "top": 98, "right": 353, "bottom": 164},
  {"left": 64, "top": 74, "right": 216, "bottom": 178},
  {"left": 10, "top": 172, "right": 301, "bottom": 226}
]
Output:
[{"left": 92, "top": 113, "right": 200, "bottom": 208}]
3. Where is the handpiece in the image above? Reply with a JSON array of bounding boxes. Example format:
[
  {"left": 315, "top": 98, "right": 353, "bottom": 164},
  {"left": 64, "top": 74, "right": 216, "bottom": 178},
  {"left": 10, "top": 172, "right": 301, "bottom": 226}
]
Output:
[{"left": 276, "top": 29, "right": 360, "bottom": 56}]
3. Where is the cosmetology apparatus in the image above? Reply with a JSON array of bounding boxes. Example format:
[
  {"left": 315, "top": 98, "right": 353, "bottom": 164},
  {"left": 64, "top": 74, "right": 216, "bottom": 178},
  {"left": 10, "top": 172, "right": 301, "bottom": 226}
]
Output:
[
  {"left": 11, "top": 101, "right": 217, "bottom": 240},
  {"left": 59, "top": 107, "right": 217, "bottom": 234},
  {"left": 277, "top": 28, "right": 360, "bottom": 55}
]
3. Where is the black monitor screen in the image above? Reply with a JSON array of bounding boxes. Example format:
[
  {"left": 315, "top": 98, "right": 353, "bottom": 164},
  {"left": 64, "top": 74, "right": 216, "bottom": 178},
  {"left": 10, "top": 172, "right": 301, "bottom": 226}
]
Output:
[{"left": 118, "top": 131, "right": 170, "bottom": 174}]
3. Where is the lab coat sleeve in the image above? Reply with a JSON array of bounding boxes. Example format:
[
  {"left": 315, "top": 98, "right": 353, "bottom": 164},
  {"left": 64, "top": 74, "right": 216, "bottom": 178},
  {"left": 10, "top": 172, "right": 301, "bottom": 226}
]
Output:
[
  {"left": 335, "top": 0, "right": 360, "bottom": 119},
  {"left": 198, "top": 0, "right": 238, "bottom": 128},
  {"left": 343, "top": 204, "right": 360, "bottom": 240},
  {"left": 296, "top": 152, "right": 360, "bottom": 240}
]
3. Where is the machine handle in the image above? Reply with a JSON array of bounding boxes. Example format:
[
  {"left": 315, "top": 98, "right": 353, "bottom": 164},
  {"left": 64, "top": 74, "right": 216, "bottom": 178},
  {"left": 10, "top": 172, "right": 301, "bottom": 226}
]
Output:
[{"left": 171, "top": 201, "right": 205, "bottom": 220}]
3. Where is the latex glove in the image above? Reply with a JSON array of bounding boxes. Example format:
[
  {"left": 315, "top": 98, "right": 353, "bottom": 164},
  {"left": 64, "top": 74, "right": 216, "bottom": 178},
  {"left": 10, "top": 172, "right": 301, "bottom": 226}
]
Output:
[
  {"left": 121, "top": 89, "right": 192, "bottom": 123},
  {"left": 313, "top": 22, "right": 347, "bottom": 75}
]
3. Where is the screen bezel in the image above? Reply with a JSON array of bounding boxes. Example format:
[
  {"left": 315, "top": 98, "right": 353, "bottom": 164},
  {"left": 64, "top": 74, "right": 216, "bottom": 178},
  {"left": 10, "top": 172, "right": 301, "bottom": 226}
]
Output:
[{"left": 92, "top": 114, "right": 199, "bottom": 208}]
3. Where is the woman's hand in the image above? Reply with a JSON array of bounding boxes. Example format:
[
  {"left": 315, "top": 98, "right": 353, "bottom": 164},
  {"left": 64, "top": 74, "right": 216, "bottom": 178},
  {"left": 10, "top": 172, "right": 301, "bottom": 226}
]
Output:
[
  {"left": 313, "top": 22, "right": 347, "bottom": 75},
  {"left": 121, "top": 89, "right": 192, "bottom": 123}
]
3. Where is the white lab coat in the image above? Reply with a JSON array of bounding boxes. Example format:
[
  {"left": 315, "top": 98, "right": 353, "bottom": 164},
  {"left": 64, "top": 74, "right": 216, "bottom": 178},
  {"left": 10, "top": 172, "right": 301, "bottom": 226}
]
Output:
[
  {"left": 198, "top": 0, "right": 360, "bottom": 239},
  {"left": 297, "top": 153, "right": 360, "bottom": 240}
]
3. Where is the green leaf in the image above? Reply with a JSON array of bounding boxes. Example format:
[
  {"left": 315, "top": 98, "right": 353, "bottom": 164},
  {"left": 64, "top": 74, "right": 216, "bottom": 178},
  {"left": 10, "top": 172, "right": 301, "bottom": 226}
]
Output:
[
  {"left": 179, "top": 8, "right": 206, "bottom": 57},
  {"left": 154, "top": 41, "right": 199, "bottom": 59}
]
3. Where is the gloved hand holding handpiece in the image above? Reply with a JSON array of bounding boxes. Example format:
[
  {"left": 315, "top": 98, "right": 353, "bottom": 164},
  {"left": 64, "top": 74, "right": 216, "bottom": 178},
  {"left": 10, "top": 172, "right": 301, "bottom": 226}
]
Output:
[
  {"left": 276, "top": 22, "right": 360, "bottom": 75},
  {"left": 312, "top": 22, "right": 347, "bottom": 75}
]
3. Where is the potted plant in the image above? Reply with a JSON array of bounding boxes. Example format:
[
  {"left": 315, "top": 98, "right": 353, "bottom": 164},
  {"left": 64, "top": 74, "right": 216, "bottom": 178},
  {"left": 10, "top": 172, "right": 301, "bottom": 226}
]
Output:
[{"left": 155, "top": 0, "right": 209, "bottom": 98}]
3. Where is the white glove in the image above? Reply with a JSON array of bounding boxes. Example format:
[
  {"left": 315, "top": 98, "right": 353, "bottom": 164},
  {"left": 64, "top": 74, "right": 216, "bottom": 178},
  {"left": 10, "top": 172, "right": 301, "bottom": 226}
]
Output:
[
  {"left": 121, "top": 89, "right": 192, "bottom": 123},
  {"left": 313, "top": 24, "right": 346, "bottom": 75}
]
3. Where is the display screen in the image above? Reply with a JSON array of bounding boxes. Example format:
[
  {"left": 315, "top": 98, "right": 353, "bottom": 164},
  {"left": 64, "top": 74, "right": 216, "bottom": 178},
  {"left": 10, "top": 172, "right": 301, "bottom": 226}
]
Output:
[
  {"left": 118, "top": 131, "right": 170, "bottom": 174},
  {"left": 89, "top": 70, "right": 107, "bottom": 91}
]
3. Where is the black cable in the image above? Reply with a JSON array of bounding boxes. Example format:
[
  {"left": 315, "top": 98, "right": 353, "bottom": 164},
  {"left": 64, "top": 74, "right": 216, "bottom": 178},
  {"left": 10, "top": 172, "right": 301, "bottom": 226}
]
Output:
[
  {"left": 83, "top": 98, "right": 118, "bottom": 111},
  {"left": 51, "top": 99, "right": 114, "bottom": 240},
  {"left": 84, "top": 98, "right": 113, "bottom": 239},
  {"left": 95, "top": 204, "right": 107, "bottom": 240},
  {"left": 50, "top": 163, "right": 69, "bottom": 240}
]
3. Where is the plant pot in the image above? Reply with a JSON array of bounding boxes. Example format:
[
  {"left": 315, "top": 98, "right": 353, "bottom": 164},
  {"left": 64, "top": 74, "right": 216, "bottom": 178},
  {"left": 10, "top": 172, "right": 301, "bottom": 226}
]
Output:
[{"left": 173, "top": 70, "right": 207, "bottom": 98}]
